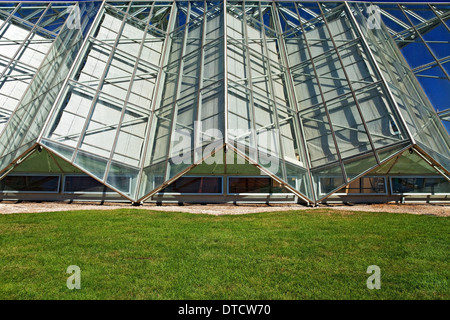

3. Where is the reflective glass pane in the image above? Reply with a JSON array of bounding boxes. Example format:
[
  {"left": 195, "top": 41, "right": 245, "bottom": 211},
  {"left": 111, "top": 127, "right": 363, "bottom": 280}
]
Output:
[
  {"left": 228, "top": 177, "right": 290, "bottom": 194},
  {"left": 159, "top": 176, "right": 222, "bottom": 194},
  {"left": 301, "top": 105, "right": 339, "bottom": 167},
  {"left": 73, "top": 150, "right": 108, "bottom": 180},
  {"left": 0, "top": 175, "right": 59, "bottom": 193},
  {"left": 106, "top": 161, "right": 139, "bottom": 197},
  {"left": 64, "top": 175, "right": 117, "bottom": 194},
  {"left": 311, "top": 162, "right": 345, "bottom": 199},
  {"left": 139, "top": 160, "right": 167, "bottom": 199},
  {"left": 391, "top": 177, "right": 450, "bottom": 194}
]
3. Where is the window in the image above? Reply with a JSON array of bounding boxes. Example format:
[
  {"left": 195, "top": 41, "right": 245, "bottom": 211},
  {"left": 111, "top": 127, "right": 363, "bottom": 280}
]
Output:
[
  {"left": 63, "top": 175, "right": 121, "bottom": 194},
  {"left": 336, "top": 177, "right": 387, "bottom": 195},
  {"left": 0, "top": 175, "right": 60, "bottom": 193},
  {"left": 391, "top": 177, "right": 450, "bottom": 195},
  {"left": 228, "top": 177, "right": 291, "bottom": 194},
  {"left": 319, "top": 177, "right": 346, "bottom": 195},
  {"left": 159, "top": 176, "right": 223, "bottom": 194}
]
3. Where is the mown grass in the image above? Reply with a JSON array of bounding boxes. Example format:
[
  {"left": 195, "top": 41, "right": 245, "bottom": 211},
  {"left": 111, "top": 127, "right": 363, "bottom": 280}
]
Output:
[{"left": 0, "top": 208, "right": 448, "bottom": 299}]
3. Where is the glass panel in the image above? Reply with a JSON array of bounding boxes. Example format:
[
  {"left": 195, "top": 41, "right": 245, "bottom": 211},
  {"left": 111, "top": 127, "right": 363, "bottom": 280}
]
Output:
[
  {"left": 343, "top": 154, "right": 378, "bottom": 179},
  {"left": 376, "top": 142, "right": 409, "bottom": 163},
  {"left": 44, "top": 84, "right": 95, "bottom": 149},
  {"left": 112, "top": 108, "right": 152, "bottom": 168},
  {"left": 314, "top": 56, "right": 353, "bottom": 103},
  {"left": 415, "top": 66, "right": 450, "bottom": 115},
  {"left": 225, "top": 149, "right": 261, "bottom": 175},
  {"left": 144, "top": 105, "right": 173, "bottom": 167},
  {"left": 391, "top": 177, "right": 450, "bottom": 194},
  {"left": 228, "top": 177, "right": 290, "bottom": 194},
  {"left": 374, "top": 148, "right": 441, "bottom": 175},
  {"left": 0, "top": 142, "right": 35, "bottom": 175},
  {"left": 9, "top": 148, "right": 61, "bottom": 173},
  {"left": 200, "top": 81, "right": 225, "bottom": 159},
  {"left": 257, "top": 137, "right": 284, "bottom": 179},
  {"left": 354, "top": 85, "right": 407, "bottom": 148},
  {"left": 416, "top": 142, "right": 450, "bottom": 174},
  {"left": 285, "top": 161, "right": 312, "bottom": 200},
  {"left": 0, "top": 175, "right": 59, "bottom": 193},
  {"left": 300, "top": 105, "right": 339, "bottom": 167},
  {"left": 64, "top": 175, "right": 117, "bottom": 194},
  {"left": 73, "top": 150, "right": 108, "bottom": 181},
  {"left": 0, "top": 7, "right": 56, "bottom": 133},
  {"left": 279, "top": 108, "right": 306, "bottom": 167},
  {"left": 285, "top": 37, "right": 310, "bottom": 69},
  {"left": 327, "top": 96, "right": 372, "bottom": 159},
  {"left": 421, "top": 24, "right": 449, "bottom": 60},
  {"left": 106, "top": 162, "right": 139, "bottom": 197},
  {"left": 0, "top": 8, "right": 92, "bottom": 173},
  {"left": 159, "top": 176, "right": 222, "bottom": 194},
  {"left": 311, "top": 162, "right": 345, "bottom": 198},
  {"left": 292, "top": 65, "right": 323, "bottom": 108},
  {"left": 227, "top": 84, "right": 254, "bottom": 149},
  {"left": 303, "top": 14, "right": 333, "bottom": 58},
  {"left": 336, "top": 176, "right": 387, "bottom": 194},
  {"left": 318, "top": 176, "right": 346, "bottom": 196},
  {"left": 139, "top": 160, "right": 167, "bottom": 199},
  {"left": 41, "top": 139, "right": 75, "bottom": 162},
  {"left": 188, "top": 148, "right": 226, "bottom": 174},
  {"left": 80, "top": 93, "right": 123, "bottom": 158}
]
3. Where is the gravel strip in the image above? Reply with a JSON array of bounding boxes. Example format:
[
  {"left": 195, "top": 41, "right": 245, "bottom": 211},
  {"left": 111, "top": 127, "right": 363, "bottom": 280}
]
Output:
[
  {"left": 0, "top": 202, "right": 448, "bottom": 216},
  {"left": 0, "top": 202, "right": 307, "bottom": 215},
  {"left": 327, "top": 203, "right": 450, "bottom": 217}
]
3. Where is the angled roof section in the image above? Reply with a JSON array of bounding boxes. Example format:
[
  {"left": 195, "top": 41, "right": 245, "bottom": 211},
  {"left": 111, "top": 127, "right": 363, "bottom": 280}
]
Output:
[{"left": 0, "top": 1, "right": 102, "bottom": 174}]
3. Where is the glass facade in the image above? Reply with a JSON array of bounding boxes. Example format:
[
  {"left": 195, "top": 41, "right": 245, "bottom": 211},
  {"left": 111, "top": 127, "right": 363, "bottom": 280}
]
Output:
[
  {"left": 0, "top": 1, "right": 449, "bottom": 204},
  {"left": 228, "top": 177, "right": 290, "bottom": 194},
  {"left": 158, "top": 176, "right": 222, "bottom": 194},
  {"left": 391, "top": 176, "right": 450, "bottom": 195},
  {"left": 0, "top": 174, "right": 60, "bottom": 193}
]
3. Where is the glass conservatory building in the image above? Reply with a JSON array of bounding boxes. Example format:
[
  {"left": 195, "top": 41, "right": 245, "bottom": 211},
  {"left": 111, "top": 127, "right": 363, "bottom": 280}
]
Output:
[{"left": 0, "top": 0, "right": 449, "bottom": 205}]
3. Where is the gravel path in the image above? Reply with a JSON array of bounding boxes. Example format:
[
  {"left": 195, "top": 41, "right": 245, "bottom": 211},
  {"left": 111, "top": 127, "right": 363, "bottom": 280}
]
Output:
[{"left": 0, "top": 201, "right": 448, "bottom": 216}]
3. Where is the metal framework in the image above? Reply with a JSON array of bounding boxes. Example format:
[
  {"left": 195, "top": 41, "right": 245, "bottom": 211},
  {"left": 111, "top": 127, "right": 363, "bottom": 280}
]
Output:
[{"left": 0, "top": 1, "right": 449, "bottom": 204}]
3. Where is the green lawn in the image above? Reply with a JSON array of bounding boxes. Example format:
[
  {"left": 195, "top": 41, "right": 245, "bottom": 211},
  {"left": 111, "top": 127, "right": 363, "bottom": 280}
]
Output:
[{"left": 0, "top": 209, "right": 448, "bottom": 299}]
